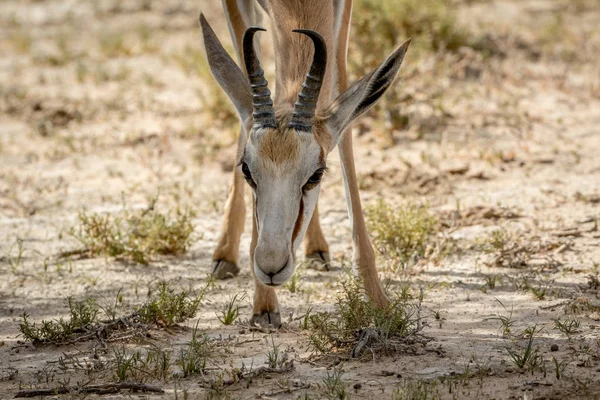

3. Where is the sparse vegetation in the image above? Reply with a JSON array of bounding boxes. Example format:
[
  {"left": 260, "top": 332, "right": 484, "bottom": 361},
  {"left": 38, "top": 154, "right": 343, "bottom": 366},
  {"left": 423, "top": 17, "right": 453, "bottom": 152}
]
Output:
[
  {"left": 505, "top": 326, "right": 543, "bottom": 373},
  {"left": 8, "top": 237, "right": 24, "bottom": 273},
  {"left": 351, "top": 0, "right": 471, "bottom": 75},
  {"left": 177, "top": 324, "right": 213, "bottom": 377},
  {"left": 366, "top": 199, "right": 437, "bottom": 264},
  {"left": 19, "top": 281, "right": 205, "bottom": 343},
  {"left": 477, "top": 230, "right": 558, "bottom": 270},
  {"left": 308, "top": 279, "right": 423, "bottom": 357},
  {"left": 67, "top": 196, "right": 195, "bottom": 264},
  {"left": 554, "top": 317, "right": 581, "bottom": 336},
  {"left": 217, "top": 293, "right": 245, "bottom": 325},
  {"left": 137, "top": 281, "right": 205, "bottom": 328},
  {"left": 285, "top": 269, "right": 302, "bottom": 293},
  {"left": 485, "top": 300, "right": 516, "bottom": 335},
  {"left": 393, "top": 379, "right": 438, "bottom": 400},
  {"left": 19, "top": 297, "right": 100, "bottom": 343},
  {"left": 321, "top": 367, "right": 349, "bottom": 400}
]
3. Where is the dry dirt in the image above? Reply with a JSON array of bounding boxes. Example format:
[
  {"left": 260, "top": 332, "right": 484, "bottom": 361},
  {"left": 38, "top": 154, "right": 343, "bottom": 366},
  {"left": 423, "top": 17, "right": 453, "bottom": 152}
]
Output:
[{"left": 1, "top": 0, "right": 600, "bottom": 399}]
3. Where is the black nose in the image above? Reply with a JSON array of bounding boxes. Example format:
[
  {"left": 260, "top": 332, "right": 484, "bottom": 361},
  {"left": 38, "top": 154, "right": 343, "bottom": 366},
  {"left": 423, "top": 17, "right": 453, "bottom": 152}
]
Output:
[{"left": 266, "top": 260, "right": 289, "bottom": 280}]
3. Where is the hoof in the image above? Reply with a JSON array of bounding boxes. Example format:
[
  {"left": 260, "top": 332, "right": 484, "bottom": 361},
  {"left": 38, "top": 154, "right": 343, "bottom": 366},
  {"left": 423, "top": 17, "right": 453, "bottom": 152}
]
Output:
[
  {"left": 305, "top": 251, "right": 330, "bottom": 271},
  {"left": 211, "top": 260, "right": 240, "bottom": 280},
  {"left": 250, "top": 311, "right": 281, "bottom": 329}
]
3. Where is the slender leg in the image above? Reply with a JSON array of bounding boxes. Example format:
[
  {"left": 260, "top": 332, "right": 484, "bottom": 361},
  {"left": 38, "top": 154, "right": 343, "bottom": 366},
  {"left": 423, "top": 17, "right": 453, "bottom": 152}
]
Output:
[
  {"left": 335, "top": 0, "right": 388, "bottom": 308},
  {"left": 303, "top": 203, "right": 330, "bottom": 270},
  {"left": 211, "top": 0, "right": 262, "bottom": 279},
  {"left": 211, "top": 129, "right": 246, "bottom": 279},
  {"left": 249, "top": 197, "right": 281, "bottom": 328}
]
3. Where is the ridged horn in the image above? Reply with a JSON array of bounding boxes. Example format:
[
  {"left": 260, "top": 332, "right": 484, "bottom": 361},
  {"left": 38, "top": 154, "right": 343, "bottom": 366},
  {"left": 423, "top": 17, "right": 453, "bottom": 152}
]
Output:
[
  {"left": 243, "top": 26, "right": 276, "bottom": 129},
  {"left": 288, "top": 29, "right": 327, "bottom": 132}
]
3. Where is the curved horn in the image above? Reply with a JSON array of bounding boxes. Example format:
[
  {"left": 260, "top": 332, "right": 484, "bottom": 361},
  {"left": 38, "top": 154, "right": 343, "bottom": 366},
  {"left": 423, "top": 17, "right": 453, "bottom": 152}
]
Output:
[
  {"left": 288, "top": 29, "right": 327, "bottom": 132},
  {"left": 243, "top": 26, "right": 276, "bottom": 129}
]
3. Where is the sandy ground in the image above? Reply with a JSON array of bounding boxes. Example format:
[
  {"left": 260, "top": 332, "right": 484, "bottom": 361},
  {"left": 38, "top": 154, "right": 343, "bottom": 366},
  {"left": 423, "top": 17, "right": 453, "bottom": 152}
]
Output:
[{"left": 1, "top": 0, "right": 600, "bottom": 399}]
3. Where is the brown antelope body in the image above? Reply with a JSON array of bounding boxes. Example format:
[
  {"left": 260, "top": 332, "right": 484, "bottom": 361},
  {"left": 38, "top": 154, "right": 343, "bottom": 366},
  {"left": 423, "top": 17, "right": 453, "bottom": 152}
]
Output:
[{"left": 200, "top": 0, "right": 410, "bottom": 327}]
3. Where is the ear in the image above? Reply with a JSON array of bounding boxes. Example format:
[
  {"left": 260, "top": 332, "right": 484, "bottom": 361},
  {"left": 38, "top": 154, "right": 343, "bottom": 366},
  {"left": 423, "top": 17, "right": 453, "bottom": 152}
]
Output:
[
  {"left": 199, "top": 14, "right": 253, "bottom": 124},
  {"left": 322, "top": 38, "right": 411, "bottom": 145}
]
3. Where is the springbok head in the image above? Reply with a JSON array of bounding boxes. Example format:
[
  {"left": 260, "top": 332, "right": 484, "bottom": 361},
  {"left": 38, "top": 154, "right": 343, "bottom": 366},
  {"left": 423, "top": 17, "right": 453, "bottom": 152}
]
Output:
[{"left": 200, "top": 15, "right": 410, "bottom": 287}]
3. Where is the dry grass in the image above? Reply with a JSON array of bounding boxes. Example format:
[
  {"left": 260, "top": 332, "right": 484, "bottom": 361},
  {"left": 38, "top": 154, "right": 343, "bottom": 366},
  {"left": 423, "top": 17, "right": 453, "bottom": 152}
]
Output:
[
  {"left": 365, "top": 199, "right": 437, "bottom": 264},
  {"left": 66, "top": 197, "right": 196, "bottom": 264}
]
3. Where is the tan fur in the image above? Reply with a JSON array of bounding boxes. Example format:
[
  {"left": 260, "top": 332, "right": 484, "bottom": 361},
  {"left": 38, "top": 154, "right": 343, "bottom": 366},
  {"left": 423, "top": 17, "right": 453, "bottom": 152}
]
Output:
[
  {"left": 333, "top": 0, "right": 388, "bottom": 308},
  {"left": 303, "top": 203, "right": 329, "bottom": 254},
  {"left": 213, "top": 0, "right": 390, "bottom": 318},
  {"left": 256, "top": 128, "right": 299, "bottom": 164},
  {"left": 261, "top": 0, "right": 335, "bottom": 109},
  {"left": 212, "top": 128, "right": 247, "bottom": 265},
  {"left": 250, "top": 199, "right": 280, "bottom": 314}
]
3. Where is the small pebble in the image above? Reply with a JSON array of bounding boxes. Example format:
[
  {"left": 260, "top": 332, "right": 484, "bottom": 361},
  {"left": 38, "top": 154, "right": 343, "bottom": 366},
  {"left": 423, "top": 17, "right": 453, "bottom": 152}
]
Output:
[{"left": 551, "top": 344, "right": 559, "bottom": 352}]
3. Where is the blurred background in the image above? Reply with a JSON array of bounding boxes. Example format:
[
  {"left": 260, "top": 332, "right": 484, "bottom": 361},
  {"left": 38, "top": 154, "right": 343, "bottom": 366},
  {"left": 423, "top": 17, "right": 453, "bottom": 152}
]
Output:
[{"left": 1, "top": 0, "right": 600, "bottom": 398}]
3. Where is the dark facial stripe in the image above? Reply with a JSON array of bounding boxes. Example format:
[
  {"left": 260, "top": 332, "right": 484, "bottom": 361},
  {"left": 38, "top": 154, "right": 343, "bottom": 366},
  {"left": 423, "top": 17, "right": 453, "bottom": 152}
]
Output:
[{"left": 292, "top": 197, "right": 304, "bottom": 244}]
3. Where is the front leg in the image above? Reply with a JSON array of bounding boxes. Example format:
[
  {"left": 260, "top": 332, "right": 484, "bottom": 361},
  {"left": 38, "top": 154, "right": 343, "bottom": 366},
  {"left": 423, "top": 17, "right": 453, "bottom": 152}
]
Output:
[
  {"left": 334, "top": 0, "right": 388, "bottom": 309},
  {"left": 249, "top": 198, "right": 281, "bottom": 328},
  {"left": 338, "top": 133, "right": 389, "bottom": 309},
  {"left": 211, "top": 129, "right": 246, "bottom": 279}
]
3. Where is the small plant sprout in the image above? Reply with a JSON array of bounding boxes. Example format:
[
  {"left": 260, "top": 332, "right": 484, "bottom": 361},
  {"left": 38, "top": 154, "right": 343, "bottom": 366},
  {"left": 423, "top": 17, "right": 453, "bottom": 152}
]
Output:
[
  {"left": 8, "top": 238, "right": 24, "bottom": 273},
  {"left": 265, "top": 336, "right": 282, "bottom": 368},
  {"left": 552, "top": 355, "right": 568, "bottom": 380},
  {"left": 217, "top": 293, "right": 246, "bottom": 325},
  {"left": 432, "top": 309, "right": 444, "bottom": 328},
  {"left": 554, "top": 317, "right": 581, "bottom": 336},
  {"left": 393, "top": 378, "right": 438, "bottom": 400},
  {"left": 485, "top": 299, "right": 516, "bottom": 335},
  {"left": 321, "top": 367, "right": 348, "bottom": 400},
  {"left": 484, "top": 274, "right": 500, "bottom": 290},
  {"left": 285, "top": 269, "right": 302, "bottom": 293},
  {"left": 112, "top": 347, "right": 141, "bottom": 382},
  {"left": 299, "top": 308, "right": 313, "bottom": 330},
  {"left": 505, "top": 325, "right": 543, "bottom": 373},
  {"left": 177, "top": 322, "right": 212, "bottom": 377}
]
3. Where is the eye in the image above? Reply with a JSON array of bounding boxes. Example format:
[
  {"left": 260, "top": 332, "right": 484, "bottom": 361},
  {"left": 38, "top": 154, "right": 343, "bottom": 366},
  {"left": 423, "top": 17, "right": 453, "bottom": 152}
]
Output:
[
  {"left": 303, "top": 168, "right": 326, "bottom": 192},
  {"left": 240, "top": 162, "right": 256, "bottom": 187}
]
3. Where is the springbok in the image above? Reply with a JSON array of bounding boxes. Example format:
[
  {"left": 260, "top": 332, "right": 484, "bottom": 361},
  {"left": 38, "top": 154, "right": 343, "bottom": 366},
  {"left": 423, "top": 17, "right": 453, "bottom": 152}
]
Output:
[{"left": 200, "top": 0, "right": 410, "bottom": 327}]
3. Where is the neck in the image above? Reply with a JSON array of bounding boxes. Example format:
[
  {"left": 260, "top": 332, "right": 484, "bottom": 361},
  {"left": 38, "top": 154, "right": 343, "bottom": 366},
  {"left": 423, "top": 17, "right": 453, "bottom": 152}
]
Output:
[{"left": 265, "top": 0, "right": 335, "bottom": 111}]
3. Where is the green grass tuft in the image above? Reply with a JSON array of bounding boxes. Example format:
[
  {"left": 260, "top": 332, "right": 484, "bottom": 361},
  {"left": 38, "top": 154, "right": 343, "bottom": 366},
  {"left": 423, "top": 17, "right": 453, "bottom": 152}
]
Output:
[
  {"left": 177, "top": 323, "right": 213, "bottom": 377},
  {"left": 137, "top": 281, "right": 205, "bottom": 328},
  {"left": 308, "top": 279, "right": 421, "bottom": 356},
  {"left": 19, "top": 297, "right": 100, "bottom": 343},
  {"left": 19, "top": 281, "right": 205, "bottom": 343},
  {"left": 217, "top": 293, "right": 245, "bottom": 326}
]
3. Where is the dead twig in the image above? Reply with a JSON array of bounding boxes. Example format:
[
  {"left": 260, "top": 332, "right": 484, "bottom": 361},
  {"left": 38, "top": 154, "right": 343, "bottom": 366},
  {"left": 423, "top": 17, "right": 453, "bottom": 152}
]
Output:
[
  {"left": 14, "top": 382, "right": 164, "bottom": 397},
  {"left": 200, "top": 361, "right": 294, "bottom": 389}
]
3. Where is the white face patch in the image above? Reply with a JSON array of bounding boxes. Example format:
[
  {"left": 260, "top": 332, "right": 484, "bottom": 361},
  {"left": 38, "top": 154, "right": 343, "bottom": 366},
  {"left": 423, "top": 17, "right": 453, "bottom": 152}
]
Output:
[{"left": 242, "top": 132, "right": 324, "bottom": 286}]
